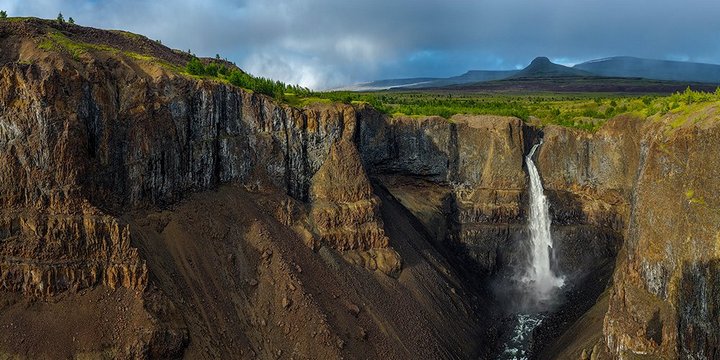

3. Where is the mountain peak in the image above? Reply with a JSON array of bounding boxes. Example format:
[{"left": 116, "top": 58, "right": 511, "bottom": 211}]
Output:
[
  {"left": 530, "top": 56, "right": 552, "bottom": 65},
  {"left": 510, "top": 56, "right": 591, "bottom": 79}
]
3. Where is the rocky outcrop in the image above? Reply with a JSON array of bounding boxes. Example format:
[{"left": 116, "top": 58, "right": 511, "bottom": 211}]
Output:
[
  {"left": 358, "top": 113, "right": 529, "bottom": 274},
  {"left": 603, "top": 107, "right": 720, "bottom": 359},
  {"left": 308, "top": 106, "right": 400, "bottom": 274},
  {"left": 310, "top": 140, "right": 389, "bottom": 251},
  {"left": 0, "top": 209, "right": 147, "bottom": 296}
]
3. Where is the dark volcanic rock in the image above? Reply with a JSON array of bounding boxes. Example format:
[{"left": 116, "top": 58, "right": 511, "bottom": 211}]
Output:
[{"left": 3, "top": 17, "right": 720, "bottom": 360}]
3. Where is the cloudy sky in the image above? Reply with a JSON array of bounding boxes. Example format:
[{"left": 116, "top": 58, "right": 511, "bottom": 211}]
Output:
[{"left": 3, "top": 0, "right": 720, "bottom": 89}]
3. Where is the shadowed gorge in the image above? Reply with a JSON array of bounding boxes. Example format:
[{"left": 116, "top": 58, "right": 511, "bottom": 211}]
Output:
[{"left": 1, "top": 17, "right": 720, "bottom": 360}]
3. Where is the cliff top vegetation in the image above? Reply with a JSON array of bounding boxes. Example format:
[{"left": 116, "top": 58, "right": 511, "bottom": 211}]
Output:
[{"left": 4, "top": 16, "right": 719, "bottom": 132}]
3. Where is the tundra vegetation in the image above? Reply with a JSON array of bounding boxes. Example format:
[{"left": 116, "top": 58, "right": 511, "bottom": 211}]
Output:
[
  {"left": 312, "top": 87, "right": 720, "bottom": 131},
  {"left": 183, "top": 60, "right": 720, "bottom": 132}
]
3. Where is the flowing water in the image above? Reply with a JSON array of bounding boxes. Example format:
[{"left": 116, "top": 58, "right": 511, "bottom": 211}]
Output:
[
  {"left": 499, "top": 313, "right": 545, "bottom": 360},
  {"left": 498, "top": 142, "right": 565, "bottom": 359},
  {"left": 522, "top": 142, "right": 564, "bottom": 301}
]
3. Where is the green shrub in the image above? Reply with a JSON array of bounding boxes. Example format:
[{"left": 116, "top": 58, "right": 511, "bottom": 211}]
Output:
[
  {"left": 186, "top": 57, "right": 204, "bottom": 75},
  {"left": 0, "top": 10, "right": 7, "bottom": 19},
  {"left": 185, "top": 58, "right": 311, "bottom": 100}
]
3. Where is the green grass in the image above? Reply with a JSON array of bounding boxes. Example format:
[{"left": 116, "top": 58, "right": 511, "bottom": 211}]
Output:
[
  {"left": 305, "top": 91, "right": 649, "bottom": 131},
  {"left": 38, "top": 31, "right": 116, "bottom": 59},
  {"left": 303, "top": 88, "right": 720, "bottom": 131},
  {"left": 125, "top": 51, "right": 184, "bottom": 72},
  {"left": 110, "top": 30, "right": 143, "bottom": 40},
  {"left": 36, "top": 31, "right": 183, "bottom": 73},
  {"left": 648, "top": 89, "right": 720, "bottom": 128}
]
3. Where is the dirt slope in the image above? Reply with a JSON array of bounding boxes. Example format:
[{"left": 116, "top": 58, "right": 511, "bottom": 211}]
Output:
[{"left": 125, "top": 184, "right": 487, "bottom": 359}]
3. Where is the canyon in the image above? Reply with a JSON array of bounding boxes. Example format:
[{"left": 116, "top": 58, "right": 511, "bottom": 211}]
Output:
[{"left": 1, "top": 18, "right": 719, "bottom": 359}]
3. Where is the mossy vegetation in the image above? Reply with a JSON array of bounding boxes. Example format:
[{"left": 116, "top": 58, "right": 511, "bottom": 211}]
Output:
[
  {"left": 3, "top": 16, "right": 35, "bottom": 22},
  {"left": 111, "top": 30, "right": 143, "bottom": 40},
  {"left": 37, "top": 31, "right": 182, "bottom": 72},
  {"left": 685, "top": 189, "right": 707, "bottom": 206},
  {"left": 37, "top": 31, "right": 111, "bottom": 59}
]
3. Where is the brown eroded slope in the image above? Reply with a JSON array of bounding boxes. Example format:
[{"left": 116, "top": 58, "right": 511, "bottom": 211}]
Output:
[{"left": 126, "top": 183, "right": 487, "bottom": 359}]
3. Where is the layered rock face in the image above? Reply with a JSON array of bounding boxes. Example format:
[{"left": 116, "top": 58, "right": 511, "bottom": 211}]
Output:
[
  {"left": 309, "top": 117, "right": 388, "bottom": 251},
  {"left": 0, "top": 208, "right": 147, "bottom": 296},
  {"left": 0, "top": 45, "right": 398, "bottom": 294},
  {"left": 358, "top": 109, "right": 620, "bottom": 281},
  {"left": 535, "top": 116, "right": 642, "bottom": 275},
  {"left": 358, "top": 112, "right": 529, "bottom": 274},
  {"left": 0, "top": 63, "right": 150, "bottom": 296},
  {"left": 308, "top": 117, "right": 402, "bottom": 275},
  {"left": 533, "top": 108, "right": 720, "bottom": 359},
  {"left": 602, "top": 109, "right": 720, "bottom": 359}
]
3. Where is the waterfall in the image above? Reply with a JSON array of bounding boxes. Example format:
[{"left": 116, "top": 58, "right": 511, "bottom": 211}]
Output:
[
  {"left": 499, "top": 141, "right": 566, "bottom": 359},
  {"left": 522, "top": 141, "right": 564, "bottom": 302}
]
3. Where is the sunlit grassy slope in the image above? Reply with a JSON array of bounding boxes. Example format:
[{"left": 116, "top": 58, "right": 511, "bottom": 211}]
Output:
[{"left": 302, "top": 88, "right": 720, "bottom": 131}]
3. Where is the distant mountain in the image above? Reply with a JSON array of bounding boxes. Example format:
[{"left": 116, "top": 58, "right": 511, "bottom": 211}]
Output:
[
  {"left": 339, "top": 77, "right": 440, "bottom": 91},
  {"left": 573, "top": 56, "right": 720, "bottom": 84},
  {"left": 341, "top": 56, "right": 720, "bottom": 91},
  {"left": 437, "top": 57, "right": 719, "bottom": 94},
  {"left": 412, "top": 70, "right": 519, "bottom": 88},
  {"left": 509, "top": 57, "right": 593, "bottom": 79},
  {"left": 340, "top": 70, "right": 517, "bottom": 91}
]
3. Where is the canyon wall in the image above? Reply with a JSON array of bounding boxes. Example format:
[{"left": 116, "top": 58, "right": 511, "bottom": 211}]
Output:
[
  {"left": 0, "top": 53, "right": 400, "bottom": 295},
  {"left": 357, "top": 111, "right": 529, "bottom": 275},
  {"left": 602, "top": 109, "right": 720, "bottom": 359},
  {"left": 532, "top": 110, "right": 720, "bottom": 359},
  {"left": 359, "top": 100, "right": 720, "bottom": 360},
  {"left": 2, "top": 19, "right": 720, "bottom": 359},
  {"left": 357, "top": 109, "right": 621, "bottom": 280}
]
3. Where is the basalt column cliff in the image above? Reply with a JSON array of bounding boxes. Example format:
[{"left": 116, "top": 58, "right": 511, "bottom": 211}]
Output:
[{"left": 1, "top": 19, "right": 719, "bottom": 359}]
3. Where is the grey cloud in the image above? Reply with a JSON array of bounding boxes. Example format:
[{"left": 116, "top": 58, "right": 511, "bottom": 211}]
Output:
[{"left": 5, "top": 0, "right": 720, "bottom": 89}]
